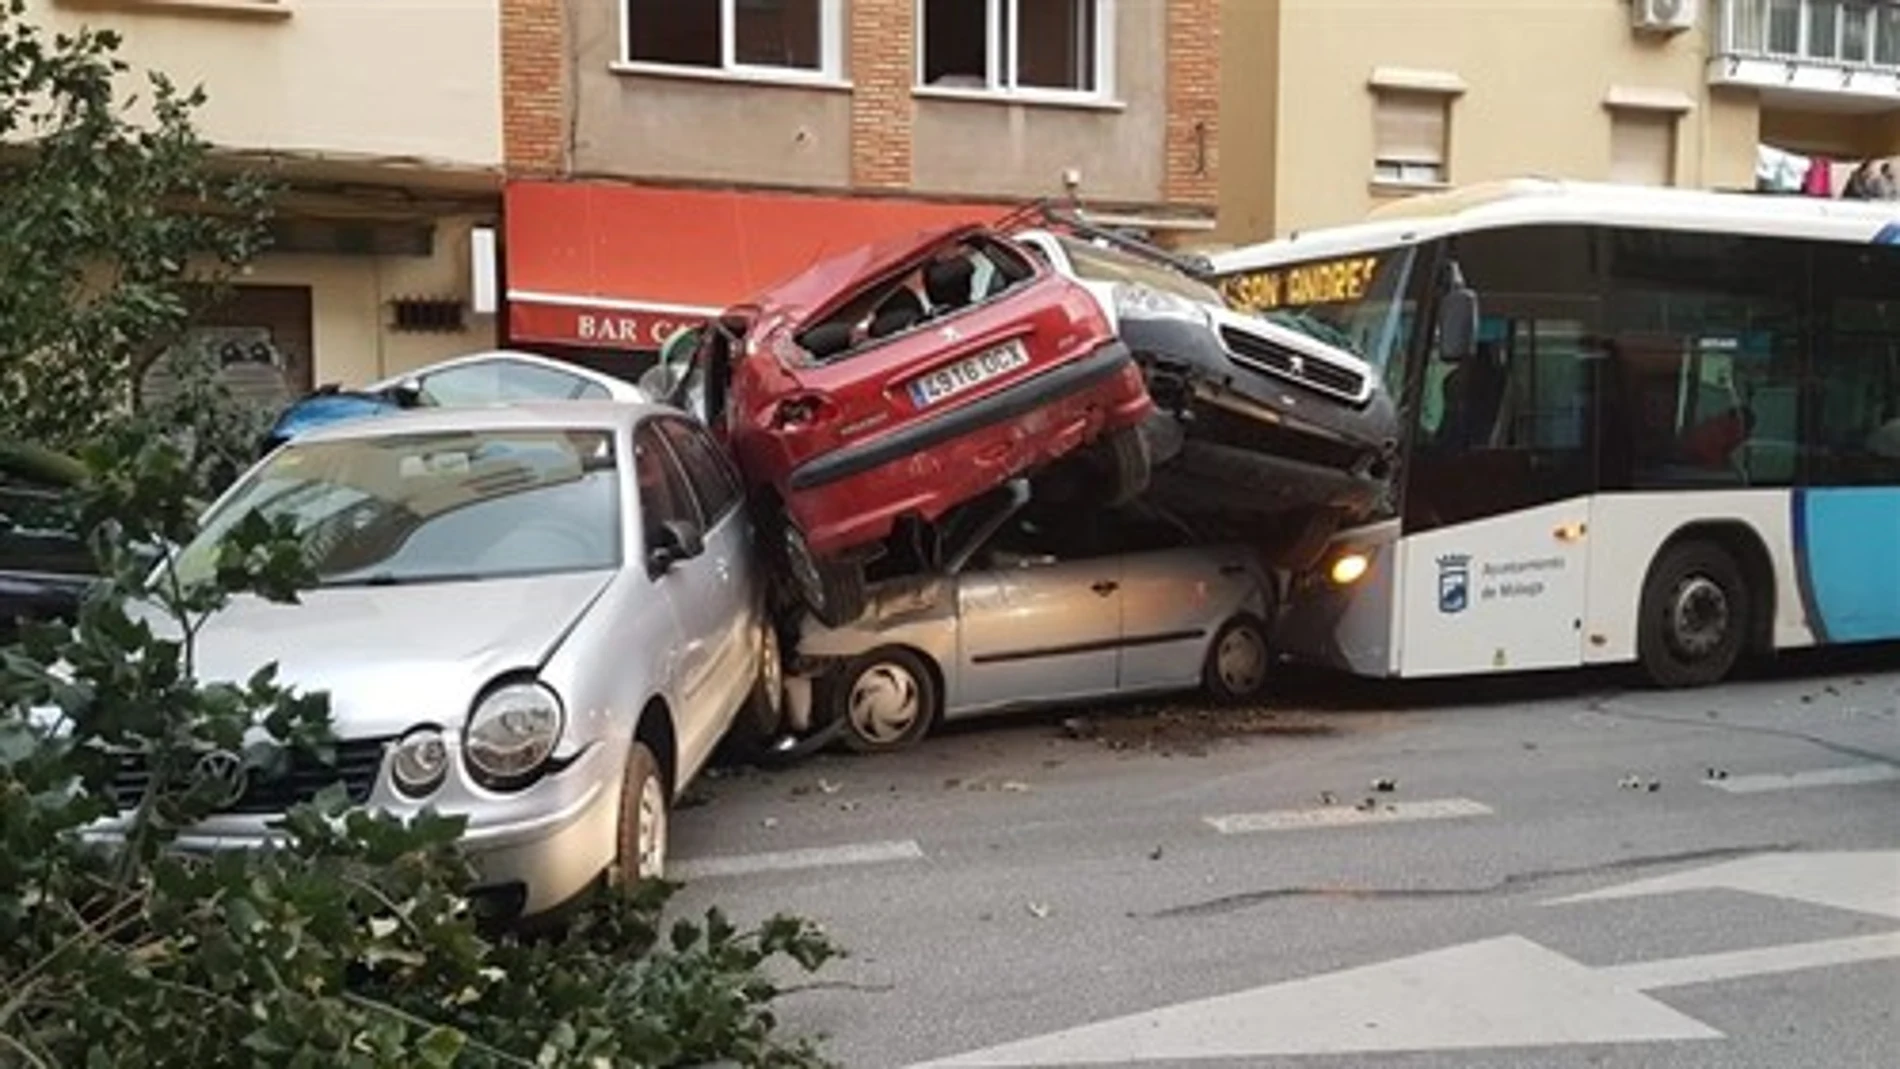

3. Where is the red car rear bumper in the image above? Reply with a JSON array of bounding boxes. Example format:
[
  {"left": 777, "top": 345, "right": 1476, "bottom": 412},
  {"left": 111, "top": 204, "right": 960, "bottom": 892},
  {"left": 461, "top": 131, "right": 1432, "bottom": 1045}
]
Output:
[{"left": 781, "top": 340, "right": 1152, "bottom": 559}]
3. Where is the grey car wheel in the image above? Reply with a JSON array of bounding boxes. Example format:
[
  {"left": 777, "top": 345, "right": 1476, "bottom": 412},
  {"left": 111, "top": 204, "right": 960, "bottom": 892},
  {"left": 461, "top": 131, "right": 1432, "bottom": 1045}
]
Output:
[
  {"left": 614, "top": 742, "right": 668, "bottom": 884},
  {"left": 1203, "top": 615, "right": 1271, "bottom": 703},
  {"left": 833, "top": 647, "right": 939, "bottom": 754},
  {"left": 725, "top": 620, "right": 785, "bottom": 758}
]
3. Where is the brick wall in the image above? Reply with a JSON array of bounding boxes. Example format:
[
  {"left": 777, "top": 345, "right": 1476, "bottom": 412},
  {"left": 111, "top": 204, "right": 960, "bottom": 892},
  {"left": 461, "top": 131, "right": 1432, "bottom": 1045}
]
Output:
[
  {"left": 1164, "top": 0, "right": 1221, "bottom": 206},
  {"left": 850, "top": 0, "right": 914, "bottom": 189},
  {"left": 502, "top": 0, "right": 566, "bottom": 175}
]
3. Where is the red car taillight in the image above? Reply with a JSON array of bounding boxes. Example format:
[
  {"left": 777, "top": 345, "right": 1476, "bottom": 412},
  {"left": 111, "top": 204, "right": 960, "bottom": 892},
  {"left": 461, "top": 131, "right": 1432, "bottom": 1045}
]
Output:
[{"left": 771, "top": 392, "right": 837, "bottom": 430}]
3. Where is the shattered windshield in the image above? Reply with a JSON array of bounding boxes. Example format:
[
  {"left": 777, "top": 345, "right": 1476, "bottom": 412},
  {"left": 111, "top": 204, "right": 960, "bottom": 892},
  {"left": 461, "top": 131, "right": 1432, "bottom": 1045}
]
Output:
[
  {"left": 1218, "top": 244, "right": 1420, "bottom": 384},
  {"left": 174, "top": 428, "right": 622, "bottom": 589}
]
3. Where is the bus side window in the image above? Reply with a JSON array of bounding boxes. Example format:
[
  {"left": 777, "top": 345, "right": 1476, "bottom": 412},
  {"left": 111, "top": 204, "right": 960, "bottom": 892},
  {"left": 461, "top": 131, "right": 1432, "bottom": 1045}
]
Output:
[
  {"left": 1602, "top": 228, "right": 1804, "bottom": 490},
  {"left": 1811, "top": 243, "right": 1900, "bottom": 486}
]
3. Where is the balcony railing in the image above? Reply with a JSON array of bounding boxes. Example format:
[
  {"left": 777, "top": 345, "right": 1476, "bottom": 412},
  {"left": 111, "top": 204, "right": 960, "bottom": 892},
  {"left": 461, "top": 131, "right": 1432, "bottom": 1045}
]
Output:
[
  {"left": 1714, "top": 0, "right": 1900, "bottom": 98},
  {"left": 1720, "top": 0, "right": 1900, "bottom": 68}
]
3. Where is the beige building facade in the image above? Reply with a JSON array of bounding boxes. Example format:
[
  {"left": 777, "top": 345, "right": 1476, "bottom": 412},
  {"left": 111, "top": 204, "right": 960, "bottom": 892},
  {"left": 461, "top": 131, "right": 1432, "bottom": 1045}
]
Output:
[
  {"left": 498, "top": 0, "right": 1220, "bottom": 365},
  {"left": 28, "top": 0, "right": 507, "bottom": 394},
  {"left": 1219, "top": 0, "right": 1900, "bottom": 243}
]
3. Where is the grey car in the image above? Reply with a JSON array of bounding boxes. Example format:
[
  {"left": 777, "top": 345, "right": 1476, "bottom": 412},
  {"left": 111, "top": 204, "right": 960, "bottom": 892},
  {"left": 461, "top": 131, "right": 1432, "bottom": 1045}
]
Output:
[
  {"left": 788, "top": 503, "right": 1275, "bottom": 753},
  {"left": 97, "top": 401, "right": 781, "bottom": 919}
]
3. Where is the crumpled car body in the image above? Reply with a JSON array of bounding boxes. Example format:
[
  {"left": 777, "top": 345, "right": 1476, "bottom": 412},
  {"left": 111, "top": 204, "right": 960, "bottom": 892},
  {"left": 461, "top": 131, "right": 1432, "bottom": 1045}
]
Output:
[
  {"left": 669, "top": 222, "right": 1155, "bottom": 627},
  {"left": 1010, "top": 225, "right": 1399, "bottom": 559}
]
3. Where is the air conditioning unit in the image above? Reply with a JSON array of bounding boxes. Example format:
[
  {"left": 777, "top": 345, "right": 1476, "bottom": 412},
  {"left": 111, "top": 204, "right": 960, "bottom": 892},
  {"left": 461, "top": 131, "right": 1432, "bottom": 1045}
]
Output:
[{"left": 1631, "top": 0, "right": 1697, "bottom": 34}]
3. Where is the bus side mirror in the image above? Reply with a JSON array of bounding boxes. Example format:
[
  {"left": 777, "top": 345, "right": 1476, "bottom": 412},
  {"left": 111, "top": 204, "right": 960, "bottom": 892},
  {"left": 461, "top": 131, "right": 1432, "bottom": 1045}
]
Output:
[{"left": 1438, "top": 286, "right": 1479, "bottom": 363}]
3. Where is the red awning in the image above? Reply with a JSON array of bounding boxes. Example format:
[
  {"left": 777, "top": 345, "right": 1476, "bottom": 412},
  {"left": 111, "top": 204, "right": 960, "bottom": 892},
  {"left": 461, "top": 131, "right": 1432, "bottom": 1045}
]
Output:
[{"left": 503, "top": 180, "right": 1018, "bottom": 350}]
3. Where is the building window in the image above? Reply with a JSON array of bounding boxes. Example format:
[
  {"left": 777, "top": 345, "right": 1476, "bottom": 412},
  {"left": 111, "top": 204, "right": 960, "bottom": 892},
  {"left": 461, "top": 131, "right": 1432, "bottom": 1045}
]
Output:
[
  {"left": 919, "top": 0, "right": 1113, "bottom": 97},
  {"left": 623, "top": 0, "right": 840, "bottom": 78},
  {"left": 1371, "top": 90, "right": 1449, "bottom": 186},
  {"left": 1609, "top": 109, "right": 1678, "bottom": 187}
]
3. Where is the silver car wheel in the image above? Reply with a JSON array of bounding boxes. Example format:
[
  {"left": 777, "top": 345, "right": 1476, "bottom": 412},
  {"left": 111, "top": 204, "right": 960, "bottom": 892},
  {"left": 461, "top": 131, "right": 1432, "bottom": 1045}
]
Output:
[
  {"left": 847, "top": 662, "right": 923, "bottom": 746},
  {"left": 635, "top": 772, "right": 668, "bottom": 881},
  {"left": 1215, "top": 623, "right": 1268, "bottom": 696}
]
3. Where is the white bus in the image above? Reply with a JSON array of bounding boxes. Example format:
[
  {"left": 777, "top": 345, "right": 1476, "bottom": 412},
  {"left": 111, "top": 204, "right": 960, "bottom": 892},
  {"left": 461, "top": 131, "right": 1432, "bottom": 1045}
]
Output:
[{"left": 1208, "top": 179, "right": 1900, "bottom": 687}]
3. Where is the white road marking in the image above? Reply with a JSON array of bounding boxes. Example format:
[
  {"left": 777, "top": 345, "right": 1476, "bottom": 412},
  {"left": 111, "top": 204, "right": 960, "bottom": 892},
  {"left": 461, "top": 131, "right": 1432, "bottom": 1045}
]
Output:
[
  {"left": 905, "top": 850, "right": 1900, "bottom": 1067},
  {"left": 1600, "top": 932, "right": 1900, "bottom": 991},
  {"left": 1204, "top": 796, "right": 1494, "bottom": 835},
  {"left": 670, "top": 838, "right": 925, "bottom": 881},
  {"left": 902, "top": 935, "right": 1721, "bottom": 1067},
  {"left": 1548, "top": 849, "right": 1900, "bottom": 921},
  {"left": 1704, "top": 763, "right": 1900, "bottom": 794}
]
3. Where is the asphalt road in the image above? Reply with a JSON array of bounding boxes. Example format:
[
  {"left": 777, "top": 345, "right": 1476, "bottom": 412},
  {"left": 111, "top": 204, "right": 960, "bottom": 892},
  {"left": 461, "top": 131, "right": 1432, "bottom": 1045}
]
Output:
[{"left": 667, "top": 648, "right": 1900, "bottom": 1069}]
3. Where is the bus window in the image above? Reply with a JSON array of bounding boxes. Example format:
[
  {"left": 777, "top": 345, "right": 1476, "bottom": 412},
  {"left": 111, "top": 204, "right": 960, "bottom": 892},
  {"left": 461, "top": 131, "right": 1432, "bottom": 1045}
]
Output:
[
  {"left": 1601, "top": 229, "right": 1805, "bottom": 490},
  {"left": 1402, "top": 225, "right": 1602, "bottom": 534},
  {"left": 1810, "top": 243, "right": 1900, "bottom": 486}
]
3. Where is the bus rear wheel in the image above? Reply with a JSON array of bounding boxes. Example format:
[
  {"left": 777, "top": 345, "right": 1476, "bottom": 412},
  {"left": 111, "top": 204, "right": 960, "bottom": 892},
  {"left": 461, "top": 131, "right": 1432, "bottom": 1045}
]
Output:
[{"left": 1637, "top": 540, "right": 1749, "bottom": 689}]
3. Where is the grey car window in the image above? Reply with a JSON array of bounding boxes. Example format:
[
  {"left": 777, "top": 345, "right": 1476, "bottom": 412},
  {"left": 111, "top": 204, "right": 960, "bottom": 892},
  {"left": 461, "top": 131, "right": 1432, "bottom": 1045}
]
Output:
[
  {"left": 634, "top": 422, "right": 700, "bottom": 547},
  {"left": 173, "top": 429, "right": 622, "bottom": 588},
  {"left": 654, "top": 417, "right": 740, "bottom": 523}
]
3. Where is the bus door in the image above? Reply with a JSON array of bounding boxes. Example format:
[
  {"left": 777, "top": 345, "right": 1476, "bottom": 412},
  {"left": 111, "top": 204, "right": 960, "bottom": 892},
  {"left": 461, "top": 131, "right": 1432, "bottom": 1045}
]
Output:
[{"left": 1395, "top": 230, "right": 1601, "bottom": 676}]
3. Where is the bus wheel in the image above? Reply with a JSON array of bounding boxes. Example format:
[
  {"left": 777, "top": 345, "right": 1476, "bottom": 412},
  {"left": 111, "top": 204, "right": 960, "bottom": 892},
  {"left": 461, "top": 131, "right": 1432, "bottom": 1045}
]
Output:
[{"left": 1637, "top": 541, "right": 1749, "bottom": 689}]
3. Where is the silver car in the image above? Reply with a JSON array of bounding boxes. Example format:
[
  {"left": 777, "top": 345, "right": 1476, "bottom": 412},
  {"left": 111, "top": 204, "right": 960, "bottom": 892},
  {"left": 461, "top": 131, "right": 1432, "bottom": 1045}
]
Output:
[
  {"left": 105, "top": 401, "right": 781, "bottom": 919},
  {"left": 789, "top": 504, "right": 1275, "bottom": 753}
]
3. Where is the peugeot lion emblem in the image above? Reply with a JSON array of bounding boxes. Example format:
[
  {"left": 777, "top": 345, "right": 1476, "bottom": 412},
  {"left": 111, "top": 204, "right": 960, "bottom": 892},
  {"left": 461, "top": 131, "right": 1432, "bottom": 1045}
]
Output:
[{"left": 191, "top": 749, "right": 249, "bottom": 809}]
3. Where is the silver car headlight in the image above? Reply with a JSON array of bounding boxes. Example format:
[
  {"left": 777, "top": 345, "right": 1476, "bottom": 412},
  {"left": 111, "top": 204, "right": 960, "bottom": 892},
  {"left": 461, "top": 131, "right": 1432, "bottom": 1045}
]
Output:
[
  {"left": 390, "top": 727, "right": 449, "bottom": 798},
  {"left": 463, "top": 681, "right": 564, "bottom": 788},
  {"left": 1114, "top": 282, "right": 1206, "bottom": 322}
]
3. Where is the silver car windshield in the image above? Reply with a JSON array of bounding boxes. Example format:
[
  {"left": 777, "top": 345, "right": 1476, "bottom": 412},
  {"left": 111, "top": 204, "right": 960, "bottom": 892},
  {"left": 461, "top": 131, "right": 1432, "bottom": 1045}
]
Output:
[
  {"left": 1055, "top": 235, "right": 1226, "bottom": 307},
  {"left": 175, "top": 428, "right": 622, "bottom": 589}
]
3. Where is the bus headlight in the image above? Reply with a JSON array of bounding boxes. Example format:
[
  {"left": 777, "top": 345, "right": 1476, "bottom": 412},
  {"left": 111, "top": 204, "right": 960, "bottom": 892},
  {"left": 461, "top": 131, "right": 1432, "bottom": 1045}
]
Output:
[{"left": 1329, "top": 552, "right": 1370, "bottom": 586}]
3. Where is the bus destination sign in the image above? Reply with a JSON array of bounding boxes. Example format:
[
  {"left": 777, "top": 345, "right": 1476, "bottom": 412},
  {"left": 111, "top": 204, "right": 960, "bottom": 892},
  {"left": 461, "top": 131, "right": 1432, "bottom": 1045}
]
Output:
[{"left": 1222, "top": 255, "right": 1381, "bottom": 314}]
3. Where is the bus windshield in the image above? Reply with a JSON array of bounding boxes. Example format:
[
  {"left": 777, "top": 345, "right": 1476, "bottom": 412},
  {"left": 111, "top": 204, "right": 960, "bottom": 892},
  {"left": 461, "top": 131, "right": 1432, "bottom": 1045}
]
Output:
[{"left": 1217, "top": 245, "right": 1420, "bottom": 384}]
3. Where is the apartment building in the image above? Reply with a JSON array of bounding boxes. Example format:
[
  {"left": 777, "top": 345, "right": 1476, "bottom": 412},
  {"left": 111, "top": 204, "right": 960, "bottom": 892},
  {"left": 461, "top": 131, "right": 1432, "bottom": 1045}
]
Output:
[
  {"left": 1219, "top": 0, "right": 1900, "bottom": 242},
  {"left": 27, "top": 0, "right": 505, "bottom": 396},
  {"left": 498, "top": 0, "right": 1219, "bottom": 366}
]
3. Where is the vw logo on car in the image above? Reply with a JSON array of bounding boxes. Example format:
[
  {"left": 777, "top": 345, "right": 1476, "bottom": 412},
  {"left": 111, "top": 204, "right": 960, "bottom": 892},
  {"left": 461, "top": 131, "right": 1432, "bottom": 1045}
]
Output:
[{"left": 189, "top": 749, "right": 249, "bottom": 809}]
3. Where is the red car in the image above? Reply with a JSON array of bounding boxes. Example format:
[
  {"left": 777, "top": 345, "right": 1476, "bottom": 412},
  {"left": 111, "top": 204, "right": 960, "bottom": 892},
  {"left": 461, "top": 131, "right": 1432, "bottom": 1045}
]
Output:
[{"left": 650, "top": 223, "right": 1154, "bottom": 626}]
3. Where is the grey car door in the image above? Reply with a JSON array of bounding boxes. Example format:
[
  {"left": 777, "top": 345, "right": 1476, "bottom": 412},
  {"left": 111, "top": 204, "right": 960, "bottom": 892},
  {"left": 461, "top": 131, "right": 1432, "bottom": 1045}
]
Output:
[
  {"left": 632, "top": 421, "right": 727, "bottom": 769},
  {"left": 653, "top": 415, "right": 755, "bottom": 722},
  {"left": 954, "top": 515, "right": 1120, "bottom": 712},
  {"left": 1105, "top": 513, "right": 1237, "bottom": 691}
]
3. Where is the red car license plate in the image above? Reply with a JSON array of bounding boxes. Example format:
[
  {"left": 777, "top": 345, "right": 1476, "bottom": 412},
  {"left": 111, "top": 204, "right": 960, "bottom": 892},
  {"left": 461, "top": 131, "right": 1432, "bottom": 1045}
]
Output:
[{"left": 906, "top": 339, "right": 1030, "bottom": 409}]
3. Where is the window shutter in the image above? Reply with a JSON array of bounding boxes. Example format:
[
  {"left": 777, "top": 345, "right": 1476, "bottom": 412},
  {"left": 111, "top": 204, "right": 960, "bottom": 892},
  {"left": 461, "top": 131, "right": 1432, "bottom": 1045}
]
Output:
[
  {"left": 1373, "top": 91, "right": 1447, "bottom": 165},
  {"left": 1610, "top": 111, "right": 1677, "bottom": 186}
]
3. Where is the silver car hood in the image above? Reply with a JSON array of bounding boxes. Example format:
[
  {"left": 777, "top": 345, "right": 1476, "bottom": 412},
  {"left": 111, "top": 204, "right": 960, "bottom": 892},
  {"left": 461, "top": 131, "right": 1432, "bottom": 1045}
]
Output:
[{"left": 157, "top": 571, "right": 614, "bottom": 738}]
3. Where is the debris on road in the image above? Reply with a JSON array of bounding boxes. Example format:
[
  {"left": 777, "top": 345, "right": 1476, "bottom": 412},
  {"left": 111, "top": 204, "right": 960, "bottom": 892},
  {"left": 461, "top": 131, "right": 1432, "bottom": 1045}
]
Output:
[
  {"left": 1618, "top": 774, "right": 1662, "bottom": 792},
  {"left": 1054, "top": 702, "right": 1336, "bottom": 756},
  {"left": 1026, "top": 902, "right": 1052, "bottom": 919},
  {"left": 1317, "top": 790, "right": 1338, "bottom": 806},
  {"left": 818, "top": 778, "right": 842, "bottom": 794},
  {"left": 1705, "top": 767, "right": 1730, "bottom": 781},
  {"left": 1371, "top": 776, "right": 1397, "bottom": 792},
  {"left": 1149, "top": 845, "right": 1165, "bottom": 861},
  {"left": 1354, "top": 797, "right": 1378, "bottom": 812}
]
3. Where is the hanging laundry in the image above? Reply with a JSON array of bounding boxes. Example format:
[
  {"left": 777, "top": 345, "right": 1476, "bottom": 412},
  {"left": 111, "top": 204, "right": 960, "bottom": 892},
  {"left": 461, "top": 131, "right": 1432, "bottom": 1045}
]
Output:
[
  {"left": 1803, "top": 155, "right": 1834, "bottom": 197},
  {"left": 1755, "top": 144, "right": 1808, "bottom": 193}
]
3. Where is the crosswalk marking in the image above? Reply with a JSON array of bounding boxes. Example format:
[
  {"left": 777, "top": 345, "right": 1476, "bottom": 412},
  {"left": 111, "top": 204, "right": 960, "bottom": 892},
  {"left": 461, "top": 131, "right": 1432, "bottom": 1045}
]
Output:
[{"left": 1204, "top": 797, "right": 1495, "bottom": 835}]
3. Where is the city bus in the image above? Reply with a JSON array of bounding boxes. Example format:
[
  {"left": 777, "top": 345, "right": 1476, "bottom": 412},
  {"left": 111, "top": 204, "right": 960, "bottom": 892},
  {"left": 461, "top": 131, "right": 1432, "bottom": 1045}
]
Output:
[{"left": 1207, "top": 178, "right": 1900, "bottom": 687}]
